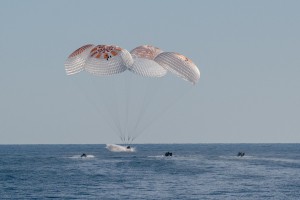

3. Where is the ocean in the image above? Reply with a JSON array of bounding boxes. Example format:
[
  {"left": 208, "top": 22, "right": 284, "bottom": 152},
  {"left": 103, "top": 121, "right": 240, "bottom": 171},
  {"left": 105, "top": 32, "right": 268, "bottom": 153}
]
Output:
[{"left": 0, "top": 144, "right": 299, "bottom": 199}]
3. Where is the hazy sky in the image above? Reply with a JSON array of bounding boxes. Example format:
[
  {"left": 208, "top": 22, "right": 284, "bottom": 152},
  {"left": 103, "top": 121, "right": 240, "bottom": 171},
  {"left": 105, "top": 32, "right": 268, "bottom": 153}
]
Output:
[{"left": 1, "top": 0, "right": 299, "bottom": 144}]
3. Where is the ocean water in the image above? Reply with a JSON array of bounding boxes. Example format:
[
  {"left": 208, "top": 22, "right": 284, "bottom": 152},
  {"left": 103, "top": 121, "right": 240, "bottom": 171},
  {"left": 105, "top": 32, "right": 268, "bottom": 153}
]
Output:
[{"left": 0, "top": 144, "right": 299, "bottom": 199}]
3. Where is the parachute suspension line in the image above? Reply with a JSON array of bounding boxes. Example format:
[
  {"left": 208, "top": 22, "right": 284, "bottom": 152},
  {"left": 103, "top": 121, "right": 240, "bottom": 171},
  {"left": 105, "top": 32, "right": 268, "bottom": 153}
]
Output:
[
  {"left": 130, "top": 77, "right": 168, "bottom": 141},
  {"left": 69, "top": 77, "right": 120, "bottom": 136},
  {"left": 133, "top": 85, "right": 194, "bottom": 141},
  {"left": 111, "top": 76, "right": 125, "bottom": 144},
  {"left": 129, "top": 136, "right": 135, "bottom": 144},
  {"left": 128, "top": 79, "right": 151, "bottom": 140},
  {"left": 120, "top": 135, "right": 125, "bottom": 144},
  {"left": 130, "top": 78, "right": 164, "bottom": 140},
  {"left": 89, "top": 77, "right": 123, "bottom": 141},
  {"left": 124, "top": 73, "right": 132, "bottom": 145}
]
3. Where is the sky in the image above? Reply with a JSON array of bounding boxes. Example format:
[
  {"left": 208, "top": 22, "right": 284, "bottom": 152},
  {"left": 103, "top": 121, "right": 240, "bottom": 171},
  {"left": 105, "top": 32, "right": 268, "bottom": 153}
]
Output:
[{"left": 0, "top": 0, "right": 299, "bottom": 144}]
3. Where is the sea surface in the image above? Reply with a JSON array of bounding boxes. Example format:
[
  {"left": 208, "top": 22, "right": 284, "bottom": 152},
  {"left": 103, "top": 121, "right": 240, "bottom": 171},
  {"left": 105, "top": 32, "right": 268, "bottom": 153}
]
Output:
[{"left": 0, "top": 144, "right": 300, "bottom": 199}]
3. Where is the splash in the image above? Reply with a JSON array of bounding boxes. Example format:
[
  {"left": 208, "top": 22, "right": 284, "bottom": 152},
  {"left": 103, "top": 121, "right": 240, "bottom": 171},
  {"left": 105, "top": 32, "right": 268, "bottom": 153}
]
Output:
[
  {"left": 70, "top": 155, "right": 95, "bottom": 159},
  {"left": 106, "top": 144, "right": 136, "bottom": 152}
]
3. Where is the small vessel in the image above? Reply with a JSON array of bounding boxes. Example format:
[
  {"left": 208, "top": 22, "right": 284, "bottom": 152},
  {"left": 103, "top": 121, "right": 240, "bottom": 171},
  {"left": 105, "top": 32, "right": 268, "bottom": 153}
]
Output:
[
  {"left": 165, "top": 152, "right": 172, "bottom": 157},
  {"left": 237, "top": 152, "right": 245, "bottom": 157}
]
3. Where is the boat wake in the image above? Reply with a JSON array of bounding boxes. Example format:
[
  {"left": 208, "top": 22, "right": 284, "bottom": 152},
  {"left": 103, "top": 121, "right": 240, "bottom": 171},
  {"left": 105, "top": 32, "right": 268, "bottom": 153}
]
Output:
[{"left": 70, "top": 155, "right": 95, "bottom": 159}]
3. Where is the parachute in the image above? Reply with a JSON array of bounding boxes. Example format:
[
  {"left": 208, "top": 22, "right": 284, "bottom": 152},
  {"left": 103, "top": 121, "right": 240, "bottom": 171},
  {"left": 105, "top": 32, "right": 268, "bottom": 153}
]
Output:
[
  {"left": 64, "top": 44, "right": 200, "bottom": 143},
  {"left": 65, "top": 45, "right": 133, "bottom": 76},
  {"left": 129, "top": 45, "right": 167, "bottom": 77}
]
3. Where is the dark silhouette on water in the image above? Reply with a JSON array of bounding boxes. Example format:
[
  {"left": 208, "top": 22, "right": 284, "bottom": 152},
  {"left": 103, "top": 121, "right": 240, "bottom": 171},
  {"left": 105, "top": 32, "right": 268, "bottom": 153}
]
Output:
[
  {"left": 237, "top": 152, "right": 245, "bottom": 157},
  {"left": 127, "top": 146, "right": 131, "bottom": 149},
  {"left": 165, "top": 152, "right": 172, "bottom": 156},
  {"left": 81, "top": 153, "right": 87, "bottom": 158}
]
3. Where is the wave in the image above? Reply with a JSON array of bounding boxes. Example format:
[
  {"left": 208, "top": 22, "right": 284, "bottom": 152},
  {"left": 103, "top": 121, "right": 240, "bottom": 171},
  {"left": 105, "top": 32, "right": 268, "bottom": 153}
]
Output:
[
  {"left": 147, "top": 155, "right": 165, "bottom": 158},
  {"left": 220, "top": 155, "right": 300, "bottom": 164}
]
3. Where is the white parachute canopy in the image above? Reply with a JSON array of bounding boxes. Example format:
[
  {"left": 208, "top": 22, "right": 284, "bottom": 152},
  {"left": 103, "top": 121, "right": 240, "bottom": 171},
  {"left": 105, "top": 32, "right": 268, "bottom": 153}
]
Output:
[
  {"left": 154, "top": 52, "right": 200, "bottom": 84},
  {"left": 64, "top": 44, "right": 200, "bottom": 84},
  {"left": 64, "top": 44, "right": 200, "bottom": 143},
  {"left": 65, "top": 44, "right": 133, "bottom": 76},
  {"left": 65, "top": 44, "right": 95, "bottom": 75},
  {"left": 129, "top": 45, "right": 167, "bottom": 77}
]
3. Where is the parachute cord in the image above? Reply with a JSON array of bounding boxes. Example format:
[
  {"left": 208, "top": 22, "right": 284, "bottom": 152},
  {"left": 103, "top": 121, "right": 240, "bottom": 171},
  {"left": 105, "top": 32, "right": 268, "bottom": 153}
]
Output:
[
  {"left": 89, "top": 78, "right": 124, "bottom": 138},
  {"left": 124, "top": 72, "right": 132, "bottom": 145},
  {"left": 127, "top": 136, "right": 131, "bottom": 145},
  {"left": 131, "top": 77, "right": 166, "bottom": 140},
  {"left": 129, "top": 79, "right": 153, "bottom": 138},
  {"left": 133, "top": 85, "right": 194, "bottom": 140},
  {"left": 69, "top": 77, "right": 120, "bottom": 137},
  {"left": 89, "top": 76, "right": 124, "bottom": 141},
  {"left": 110, "top": 75, "right": 125, "bottom": 142},
  {"left": 130, "top": 137, "right": 134, "bottom": 144},
  {"left": 121, "top": 135, "right": 125, "bottom": 144},
  {"left": 103, "top": 79, "right": 124, "bottom": 137}
]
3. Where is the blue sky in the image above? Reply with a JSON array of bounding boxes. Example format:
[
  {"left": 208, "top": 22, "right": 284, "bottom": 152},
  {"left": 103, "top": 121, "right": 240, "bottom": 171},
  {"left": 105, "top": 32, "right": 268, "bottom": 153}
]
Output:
[{"left": 0, "top": 0, "right": 299, "bottom": 144}]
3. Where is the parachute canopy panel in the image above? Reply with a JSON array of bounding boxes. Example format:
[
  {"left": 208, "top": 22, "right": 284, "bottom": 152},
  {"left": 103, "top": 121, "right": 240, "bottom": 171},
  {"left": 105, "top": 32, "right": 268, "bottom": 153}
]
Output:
[
  {"left": 154, "top": 52, "right": 200, "bottom": 84},
  {"left": 85, "top": 45, "right": 130, "bottom": 76},
  {"left": 64, "top": 44, "right": 95, "bottom": 75},
  {"left": 128, "top": 45, "right": 166, "bottom": 77},
  {"left": 128, "top": 58, "right": 167, "bottom": 77},
  {"left": 130, "top": 45, "right": 163, "bottom": 60}
]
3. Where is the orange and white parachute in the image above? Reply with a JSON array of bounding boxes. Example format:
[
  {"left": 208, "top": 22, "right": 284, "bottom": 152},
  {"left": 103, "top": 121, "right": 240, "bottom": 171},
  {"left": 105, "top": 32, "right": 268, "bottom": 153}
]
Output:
[
  {"left": 64, "top": 44, "right": 200, "bottom": 144},
  {"left": 129, "top": 45, "right": 167, "bottom": 77},
  {"left": 64, "top": 44, "right": 200, "bottom": 84},
  {"left": 65, "top": 44, "right": 94, "bottom": 75},
  {"left": 154, "top": 52, "right": 200, "bottom": 84},
  {"left": 65, "top": 44, "right": 132, "bottom": 76}
]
